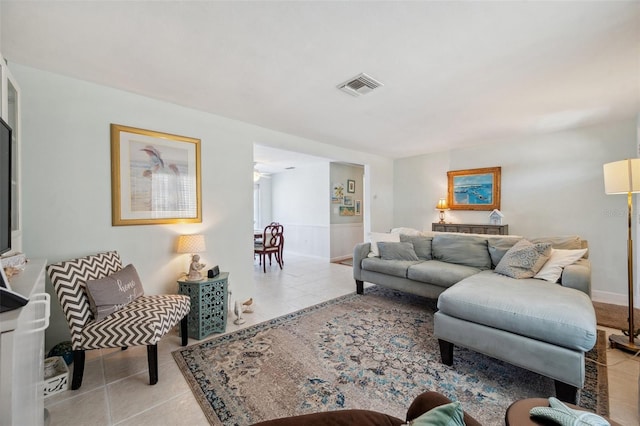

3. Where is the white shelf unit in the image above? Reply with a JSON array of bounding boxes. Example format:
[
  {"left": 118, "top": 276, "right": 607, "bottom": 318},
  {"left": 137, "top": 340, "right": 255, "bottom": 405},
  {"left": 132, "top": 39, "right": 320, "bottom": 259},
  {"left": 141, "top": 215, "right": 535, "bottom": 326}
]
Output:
[{"left": 0, "top": 259, "right": 50, "bottom": 426}]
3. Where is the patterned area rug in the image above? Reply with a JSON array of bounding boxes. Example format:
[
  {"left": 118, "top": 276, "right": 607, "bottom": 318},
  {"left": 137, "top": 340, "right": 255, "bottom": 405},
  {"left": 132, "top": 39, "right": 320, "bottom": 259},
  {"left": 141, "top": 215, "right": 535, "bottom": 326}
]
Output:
[{"left": 173, "top": 286, "right": 607, "bottom": 425}]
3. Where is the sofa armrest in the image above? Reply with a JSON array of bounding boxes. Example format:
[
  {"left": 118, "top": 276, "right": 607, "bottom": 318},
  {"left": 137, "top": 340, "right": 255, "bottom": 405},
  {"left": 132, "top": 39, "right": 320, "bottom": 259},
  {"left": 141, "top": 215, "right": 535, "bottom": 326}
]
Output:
[
  {"left": 353, "top": 242, "right": 371, "bottom": 281},
  {"left": 560, "top": 258, "right": 591, "bottom": 296}
]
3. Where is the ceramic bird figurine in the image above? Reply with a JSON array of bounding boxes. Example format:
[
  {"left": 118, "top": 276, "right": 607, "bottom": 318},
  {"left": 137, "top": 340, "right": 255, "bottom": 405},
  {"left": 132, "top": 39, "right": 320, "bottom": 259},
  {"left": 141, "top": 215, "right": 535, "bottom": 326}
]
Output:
[
  {"left": 233, "top": 301, "right": 246, "bottom": 325},
  {"left": 529, "top": 397, "right": 610, "bottom": 426}
]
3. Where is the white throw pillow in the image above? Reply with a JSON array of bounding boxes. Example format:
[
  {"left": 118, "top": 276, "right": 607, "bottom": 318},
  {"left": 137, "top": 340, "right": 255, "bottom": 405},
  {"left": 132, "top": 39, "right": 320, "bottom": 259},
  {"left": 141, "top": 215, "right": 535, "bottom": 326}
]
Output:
[
  {"left": 368, "top": 232, "right": 400, "bottom": 257},
  {"left": 534, "top": 248, "right": 588, "bottom": 282},
  {"left": 390, "top": 227, "right": 423, "bottom": 236}
]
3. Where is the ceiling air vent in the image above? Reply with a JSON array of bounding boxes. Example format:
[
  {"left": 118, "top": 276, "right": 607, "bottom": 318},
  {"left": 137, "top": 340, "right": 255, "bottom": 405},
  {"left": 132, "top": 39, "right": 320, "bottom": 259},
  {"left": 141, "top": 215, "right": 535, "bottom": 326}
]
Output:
[{"left": 337, "top": 73, "right": 383, "bottom": 97}]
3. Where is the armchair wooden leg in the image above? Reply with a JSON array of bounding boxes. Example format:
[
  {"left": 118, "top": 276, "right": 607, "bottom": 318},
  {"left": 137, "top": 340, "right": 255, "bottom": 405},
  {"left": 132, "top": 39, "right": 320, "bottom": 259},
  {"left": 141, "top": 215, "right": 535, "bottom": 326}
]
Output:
[
  {"left": 181, "top": 316, "right": 188, "bottom": 346},
  {"left": 147, "top": 344, "right": 158, "bottom": 385},
  {"left": 71, "top": 349, "right": 86, "bottom": 390},
  {"left": 356, "top": 280, "right": 364, "bottom": 295},
  {"left": 438, "top": 339, "right": 454, "bottom": 366},
  {"left": 554, "top": 380, "right": 577, "bottom": 404}
]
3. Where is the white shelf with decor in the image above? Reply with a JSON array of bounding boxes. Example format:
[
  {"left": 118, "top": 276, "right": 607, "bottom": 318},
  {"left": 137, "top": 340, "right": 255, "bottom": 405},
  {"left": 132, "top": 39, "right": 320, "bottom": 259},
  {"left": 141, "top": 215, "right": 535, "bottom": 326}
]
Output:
[{"left": 0, "top": 259, "right": 50, "bottom": 426}]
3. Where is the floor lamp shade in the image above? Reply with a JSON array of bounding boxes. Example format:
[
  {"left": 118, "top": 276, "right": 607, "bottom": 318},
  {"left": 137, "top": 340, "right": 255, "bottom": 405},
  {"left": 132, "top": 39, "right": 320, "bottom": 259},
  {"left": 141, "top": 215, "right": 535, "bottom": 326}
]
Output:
[
  {"left": 603, "top": 159, "right": 640, "bottom": 194},
  {"left": 603, "top": 158, "right": 640, "bottom": 352}
]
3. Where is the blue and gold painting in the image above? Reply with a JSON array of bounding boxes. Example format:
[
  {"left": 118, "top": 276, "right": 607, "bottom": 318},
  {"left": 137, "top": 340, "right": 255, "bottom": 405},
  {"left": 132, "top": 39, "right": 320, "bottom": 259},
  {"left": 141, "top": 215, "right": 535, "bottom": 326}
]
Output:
[{"left": 453, "top": 173, "right": 493, "bottom": 205}]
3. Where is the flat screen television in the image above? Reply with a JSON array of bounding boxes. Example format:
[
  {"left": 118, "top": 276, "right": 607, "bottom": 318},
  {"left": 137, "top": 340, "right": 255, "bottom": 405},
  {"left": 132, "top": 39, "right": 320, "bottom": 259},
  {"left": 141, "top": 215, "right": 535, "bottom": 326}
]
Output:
[{"left": 0, "top": 116, "right": 12, "bottom": 255}]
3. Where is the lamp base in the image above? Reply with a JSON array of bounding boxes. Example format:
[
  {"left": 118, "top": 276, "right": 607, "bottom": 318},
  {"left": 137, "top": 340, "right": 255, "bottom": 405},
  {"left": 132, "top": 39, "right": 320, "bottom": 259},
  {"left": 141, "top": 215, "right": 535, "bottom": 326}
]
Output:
[{"left": 609, "top": 333, "right": 640, "bottom": 353}]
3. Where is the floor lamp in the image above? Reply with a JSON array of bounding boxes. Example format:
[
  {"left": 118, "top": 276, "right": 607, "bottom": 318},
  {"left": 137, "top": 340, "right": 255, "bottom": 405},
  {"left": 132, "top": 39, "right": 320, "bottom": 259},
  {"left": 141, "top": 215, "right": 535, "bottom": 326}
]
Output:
[{"left": 603, "top": 158, "right": 640, "bottom": 352}]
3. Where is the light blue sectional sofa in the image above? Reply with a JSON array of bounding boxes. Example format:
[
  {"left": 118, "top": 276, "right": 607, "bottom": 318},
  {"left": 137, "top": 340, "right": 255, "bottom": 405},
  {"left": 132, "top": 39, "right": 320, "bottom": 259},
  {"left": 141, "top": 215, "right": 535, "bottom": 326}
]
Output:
[{"left": 352, "top": 232, "right": 596, "bottom": 403}]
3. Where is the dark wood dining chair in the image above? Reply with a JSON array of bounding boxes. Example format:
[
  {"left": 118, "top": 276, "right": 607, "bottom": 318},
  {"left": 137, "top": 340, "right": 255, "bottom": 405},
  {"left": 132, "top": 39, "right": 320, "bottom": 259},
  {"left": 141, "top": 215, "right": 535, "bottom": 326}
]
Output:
[
  {"left": 269, "top": 222, "right": 284, "bottom": 265},
  {"left": 254, "top": 224, "right": 284, "bottom": 273}
]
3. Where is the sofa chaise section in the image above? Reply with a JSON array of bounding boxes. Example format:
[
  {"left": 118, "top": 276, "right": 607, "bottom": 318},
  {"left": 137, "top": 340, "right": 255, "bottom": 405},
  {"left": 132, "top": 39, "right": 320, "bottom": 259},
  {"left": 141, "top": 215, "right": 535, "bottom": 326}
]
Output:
[{"left": 434, "top": 270, "right": 597, "bottom": 402}]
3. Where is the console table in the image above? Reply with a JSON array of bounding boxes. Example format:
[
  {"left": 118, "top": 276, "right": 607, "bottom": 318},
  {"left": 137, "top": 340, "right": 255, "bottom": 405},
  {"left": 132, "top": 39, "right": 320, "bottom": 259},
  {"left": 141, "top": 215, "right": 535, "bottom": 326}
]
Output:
[
  {"left": 432, "top": 223, "right": 509, "bottom": 235},
  {"left": 178, "top": 272, "right": 228, "bottom": 340}
]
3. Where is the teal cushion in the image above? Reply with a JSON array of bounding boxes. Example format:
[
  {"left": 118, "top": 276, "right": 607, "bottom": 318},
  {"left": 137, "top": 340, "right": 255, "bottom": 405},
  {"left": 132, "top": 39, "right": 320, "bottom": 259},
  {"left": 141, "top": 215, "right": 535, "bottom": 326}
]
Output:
[
  {"left": 400, "top": 235, "right": 433, "bottom": 260},
  {"left": 432, "top": 234, "right": 491, "bottom": 270},
  {"left": 409, "top": 401, "right": 465, "bottom": 426},
  {"left": 378, "top": 242, "right": 420, "bottom": 261}
]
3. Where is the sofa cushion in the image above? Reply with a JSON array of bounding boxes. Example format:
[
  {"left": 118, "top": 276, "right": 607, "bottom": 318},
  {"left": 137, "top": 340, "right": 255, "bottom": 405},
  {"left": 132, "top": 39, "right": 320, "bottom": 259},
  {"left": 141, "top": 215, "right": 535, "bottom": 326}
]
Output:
[
  {"left": 432, "top": 234, "right": 491, "bottom": 270},
  {"left": 494, "top": 239, "right": 552, "bottom": 279},
  {"left": 488, "top": 237, "right": 523, "bottom": 268},
  {"left": 407, "top": 260, "right": 481, "bottom": 288},
  {"left": 534, "top": 248, "right": 588, "bottom": 282},
  {"left": 530, "top": 235, "right": 582, "bottom": 250},
  {"left": 400, "top": 235, "right": 433, "bottom": 260},
  {"left": 361, "top": 257, "right": 421, "bottom": 278},
  {"left": 378, "top": 242, "right": 420, "bottom": 261},
  {"left": 367, "top": 232, "right": 400, "bottom": 257},
  {"left": 437, "top": 270, "right": 597, "bottom": 352}
]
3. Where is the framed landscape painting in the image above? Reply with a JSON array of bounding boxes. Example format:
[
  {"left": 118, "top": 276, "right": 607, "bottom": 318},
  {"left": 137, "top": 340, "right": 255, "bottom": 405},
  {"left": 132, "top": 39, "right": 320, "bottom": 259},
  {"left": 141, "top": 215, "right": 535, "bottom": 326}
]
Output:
[
  {"left": 111, "top": 124, "right": 202, "bottom": 225},
  {"left": 447, "top": 166, "right": 501, "bottom": 211}
]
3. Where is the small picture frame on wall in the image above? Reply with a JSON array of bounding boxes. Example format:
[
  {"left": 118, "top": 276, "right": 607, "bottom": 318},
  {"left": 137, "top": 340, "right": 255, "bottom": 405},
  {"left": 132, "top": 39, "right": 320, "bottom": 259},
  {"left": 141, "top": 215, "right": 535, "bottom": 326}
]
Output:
[
  {"left": 355, "top": 200, "right": 361, "bottom": 215},
  {"left": 347, "top": 179, "right": 355, "bottom": 193},
  {"left": 339, "top": 206, "right": 355, "bottom": 216},
  {"left": 343, "top": 196, "right": 353, "bottom": 206}
]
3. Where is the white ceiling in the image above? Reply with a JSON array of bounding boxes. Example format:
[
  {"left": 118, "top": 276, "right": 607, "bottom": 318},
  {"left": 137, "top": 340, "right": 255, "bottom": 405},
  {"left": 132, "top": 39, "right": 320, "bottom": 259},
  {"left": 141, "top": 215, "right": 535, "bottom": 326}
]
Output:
[{"left": 1, "top": 1, "right": 639, "bottom": 160}]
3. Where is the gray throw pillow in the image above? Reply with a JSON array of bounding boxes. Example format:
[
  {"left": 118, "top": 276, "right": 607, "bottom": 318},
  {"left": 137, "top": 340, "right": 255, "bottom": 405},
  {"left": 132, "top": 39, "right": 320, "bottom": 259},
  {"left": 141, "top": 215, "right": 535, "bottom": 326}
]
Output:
[
  {"left": 85, "top": 264, "right": 145, "bottom": 321},
  {"left": 432, "top": 234, "right": 491, "bottom": 270},
  {"left": 378, "top": 242, "right": 420, "bottom": 261},
  {"left": 488, "top": 237, "right": 523, "bottom": 268},
  {"left": 495, "top": 239, "right": 552, "bottom": 279},
  {"left": 400, "top": 235, "right": 433, "bottom": 260}
]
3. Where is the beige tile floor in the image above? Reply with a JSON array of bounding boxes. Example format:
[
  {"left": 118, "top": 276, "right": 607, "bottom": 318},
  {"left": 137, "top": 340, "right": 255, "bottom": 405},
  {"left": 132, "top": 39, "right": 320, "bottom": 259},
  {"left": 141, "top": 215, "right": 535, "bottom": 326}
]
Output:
[{"left": 44, "top": 254, "right": 639, "bottom": 425}]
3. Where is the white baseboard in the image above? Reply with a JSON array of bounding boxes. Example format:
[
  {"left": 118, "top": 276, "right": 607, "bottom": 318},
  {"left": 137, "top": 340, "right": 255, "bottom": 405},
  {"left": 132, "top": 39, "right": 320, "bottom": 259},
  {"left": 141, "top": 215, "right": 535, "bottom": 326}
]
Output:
[{"left": 591, "top": 289, "right": 637, "bottom": 307}]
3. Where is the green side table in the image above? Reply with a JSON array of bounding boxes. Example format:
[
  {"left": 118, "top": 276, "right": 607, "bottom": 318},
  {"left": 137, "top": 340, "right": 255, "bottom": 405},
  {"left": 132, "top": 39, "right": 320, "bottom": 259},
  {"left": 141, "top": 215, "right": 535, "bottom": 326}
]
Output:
[{"left": 178, "top": 272, "right": 228, "bottom": 340}]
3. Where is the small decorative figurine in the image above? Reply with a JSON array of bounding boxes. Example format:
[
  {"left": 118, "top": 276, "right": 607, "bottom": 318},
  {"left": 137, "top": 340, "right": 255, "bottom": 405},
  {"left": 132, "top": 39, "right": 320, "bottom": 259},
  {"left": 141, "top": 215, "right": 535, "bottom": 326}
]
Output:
[
  {"left": 233, "top": 298, "right": 254, "bottom": 325},
  {"left": 488, "top": 209, "right": 504, "bottom": 225},
  {"left": 187, "top": 254, "right": 206, "bottom": 281}
]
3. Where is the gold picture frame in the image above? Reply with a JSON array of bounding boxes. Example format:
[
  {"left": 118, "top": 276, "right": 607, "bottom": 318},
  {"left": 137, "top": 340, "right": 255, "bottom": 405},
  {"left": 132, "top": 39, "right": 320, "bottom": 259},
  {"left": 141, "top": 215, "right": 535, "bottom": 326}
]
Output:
[
  {"left": 111, "top": 124, "right": 202, "bottom": 226},
  {"left": 447, "top": 166, "right": 501, "bottom": 211}
]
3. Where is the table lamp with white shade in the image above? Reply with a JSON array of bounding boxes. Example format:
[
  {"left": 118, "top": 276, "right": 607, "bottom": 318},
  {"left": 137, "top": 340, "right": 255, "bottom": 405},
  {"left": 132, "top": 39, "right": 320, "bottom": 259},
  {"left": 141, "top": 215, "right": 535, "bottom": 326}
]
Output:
[
  {"left": 603, "top": 158, "right": 640, "bottom": 352},
  {"left": 177, "top": 234, "right": 207, "bottom": 281}
]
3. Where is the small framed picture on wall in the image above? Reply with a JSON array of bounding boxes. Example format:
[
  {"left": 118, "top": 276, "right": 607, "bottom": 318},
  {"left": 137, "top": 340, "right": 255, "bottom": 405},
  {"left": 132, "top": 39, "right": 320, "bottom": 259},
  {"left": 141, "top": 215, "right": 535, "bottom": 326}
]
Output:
[{"left": 347, "top": 179, "right": 355, "bottom": 193}]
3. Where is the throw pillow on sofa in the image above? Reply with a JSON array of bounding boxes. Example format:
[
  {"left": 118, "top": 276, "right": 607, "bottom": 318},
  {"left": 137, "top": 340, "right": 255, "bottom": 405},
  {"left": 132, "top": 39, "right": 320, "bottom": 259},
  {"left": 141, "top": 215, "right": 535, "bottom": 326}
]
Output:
[
  {"left": 368, "top": 232, "right": 400, "bottom": 257},
  {"left": 404, "top": 401, "right": 465, "bottom": 426},
  {"left": 534, "top": 248, "right": 588, "bottom": 282},
  {"left": 378, "top": 242, "right": 420, "bottom": 261},
  {"left": 400, "top": 234, "right": 433, "bottom": 260},
  {"left": 85, "top": 264, "right": 145, "bottom": 321},
  {"left": 495, "top": 239, "right": 552, "bottom": 279}
]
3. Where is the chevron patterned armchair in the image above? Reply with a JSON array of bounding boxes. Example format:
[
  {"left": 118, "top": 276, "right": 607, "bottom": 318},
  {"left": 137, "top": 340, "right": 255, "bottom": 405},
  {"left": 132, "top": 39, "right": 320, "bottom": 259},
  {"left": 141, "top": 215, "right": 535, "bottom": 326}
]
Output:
[{"left": 47, "top": 251, "right": 191, "bottom": 390}]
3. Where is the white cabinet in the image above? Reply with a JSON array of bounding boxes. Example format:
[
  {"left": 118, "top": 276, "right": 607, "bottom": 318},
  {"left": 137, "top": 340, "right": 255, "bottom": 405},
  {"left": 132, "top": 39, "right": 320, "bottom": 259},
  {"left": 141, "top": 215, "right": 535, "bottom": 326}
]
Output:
[{"left": 0, "top": 259, "right": 49, "bottom": 426}]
